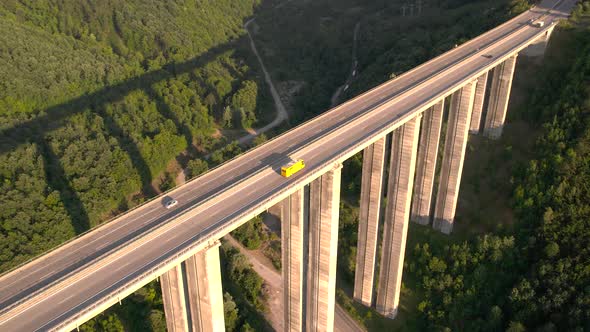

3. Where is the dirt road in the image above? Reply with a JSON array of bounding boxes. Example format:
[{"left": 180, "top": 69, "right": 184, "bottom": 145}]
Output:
[{"left": 224, "top": 235, "right": 365, "bottom": 331}]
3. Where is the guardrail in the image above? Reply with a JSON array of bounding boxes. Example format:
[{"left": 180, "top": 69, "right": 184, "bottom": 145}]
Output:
[
  {"left": 0, "top": 0, "right": 559, "bottom": 287},
  {"left": 0, "top": 5, "right": 534, "bottom": 318},
  {"left": 49, "top": 8, "right": 569, "bottom": 330},
  {"left": 2, "top": 0, "right": 571, "bottom": 329}
]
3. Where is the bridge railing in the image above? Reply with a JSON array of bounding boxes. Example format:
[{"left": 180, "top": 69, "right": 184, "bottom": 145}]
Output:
[{"left": 4, "top": 1, "right": 569, "bottom": 329}]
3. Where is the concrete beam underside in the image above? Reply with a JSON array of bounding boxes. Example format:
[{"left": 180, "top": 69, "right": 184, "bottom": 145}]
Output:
[
  {"left": 307, "top": 167, "right": 342, "bottom": 332},
  {"left": 376, "top": 116, "right": 421, "bottom": 318},
  {"left": 281, "top": 189, "right": 305, "bottom": 332},
  {"left": 353, "top": 137, "right": 386, "bottom": 306},
  {"left": 161, "top": 243, "right": 225, "bottom": 332},
  {"left": 484, "top": 54, "right": 518, "bottom": 139},
  {"left": 433, "top": 81, "right": 477, "bottom": 234},
  {"left": 470, "top": 72, "right": 489, "bottom": 134},
  {"left": 411, "top": 100, "right": 444, "bottom": 225}
]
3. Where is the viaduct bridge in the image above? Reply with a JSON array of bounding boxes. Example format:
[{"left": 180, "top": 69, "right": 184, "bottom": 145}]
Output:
[{"left": 0, "top": 0, "right": 576, "bottom": 330}]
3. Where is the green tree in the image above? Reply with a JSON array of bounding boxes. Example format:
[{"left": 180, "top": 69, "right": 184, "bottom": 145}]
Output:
[
  {"left": 222, "top": 106, "right": 233, "bottom": 129},
  {"left": 148, "top": 310, "right": 167, "bottom": 332},
  {"left": 210, "top": 141, "right": 243, "bottom": 165},
  {"left": 159, "top": 172, "right": 176, "bottom": 192},
  {"left": 231, "top": 215, "right": 267, "bottom": 250},
  {"left": 544, "top": 242, "right": 559, "bottom": 258},
  {"left": 252, "top": 134, "right": 268, "bottom": 147},
  {"left": 224, "top": 292, "right": 239, "bottom": 332},
  {"left": 241, "top": 322, "right": 256, "bottom": 332},
  {"left": 232, "top": 81, "right": 258, "bottom": 128},
  {"left": 186, "top": 159, "right": 209, "bottom": 179},
  {"left": 506, "top": 321, "right": 526, "bottom": 332}
]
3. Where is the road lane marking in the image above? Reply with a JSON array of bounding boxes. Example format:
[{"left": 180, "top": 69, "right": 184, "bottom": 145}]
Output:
[
  {"left": 1, "top": 3, "right": 572, "bottom": 328},
  {"left": 57, "top": 294, "right": 76, "bottom": 306},
  {"left": 0, "top": 3, "right": 542, "bottom": 292}
]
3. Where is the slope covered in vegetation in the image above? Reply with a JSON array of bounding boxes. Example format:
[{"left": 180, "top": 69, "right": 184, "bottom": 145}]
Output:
[
  {"left": 0, "top": 0, "right": 266, "bottom": 273},
  {"left": 334, "top": 1, "right": 590, "bottom": 331},
  {"left": 404, "top": 3, "right": 590, "bottom": 329},
  {"left": 253, "top": 0, "right": 533, "bottom": 123},
  {"left": 2, "top": 0, "right": 588, "bottom": 331}
]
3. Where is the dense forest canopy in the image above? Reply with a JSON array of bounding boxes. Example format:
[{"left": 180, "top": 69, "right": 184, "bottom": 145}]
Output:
[
  {"left": 252, "top": 0, "right": 533, "bottom": 123},
  {"left": 0, "top": 0, "right": 264, "bottom": 273},
  {"left": 408, "top": 12, "right": 590, "bottom": 324},
  {"left": 0, "top": 0, "right": 260, "bottom": 125}
]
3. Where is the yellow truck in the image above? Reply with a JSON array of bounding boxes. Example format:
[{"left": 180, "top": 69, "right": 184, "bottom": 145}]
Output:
[{"left": 281, "top": 159, "right": 305, "bottom": 177}]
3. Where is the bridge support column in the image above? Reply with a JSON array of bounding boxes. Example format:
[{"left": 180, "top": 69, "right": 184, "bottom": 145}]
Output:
[
  {"left": 354, "top": 137, "right": 386, "bottom": 306},
  {"left": 538, "top": 26, "right": 555, "bottom": 54},
  {"left": 522, "top": 26, "right": 554, "bottom": 57},
  {"left": 185, "top": 242, "right": 225, "bottom": 332},
  {"left": 161, "top": 242, "right": 225, "bottom": 332},
  {"left": 470, "top": 72, "right": 489, "bottom": 134},
  {"left": 484, "top": 54, "right": 518, "bottom": 139},
  {"left": 376, "top": 116, "right": 421, "bottom": 318},
  {"left": 161, "top": 265, "right": 189, "bottom": 332},
  {"left": 411, "top": 100, "right": 444, "bottom": 225},
  {"left": 433, "top": 81, "right": 477, "bottom": 234},
  {"left": 281, "top": 189, "right": 305, "bottom": 332},
  {"left": 307, "top": 167, "right": 342, "bottom": 332}
]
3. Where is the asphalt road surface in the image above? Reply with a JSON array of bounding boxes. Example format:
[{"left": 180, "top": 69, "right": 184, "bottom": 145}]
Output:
[{"left": 0, "top": 0, "right": 576, "bottom": 330}]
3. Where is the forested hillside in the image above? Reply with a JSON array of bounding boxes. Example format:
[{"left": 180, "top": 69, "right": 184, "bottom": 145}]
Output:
[
  {"left": 0, "top": 0, "right": 265, "bottom": 273},
  {"left": 253, "top": 0, "right": 533, "bottom": 123},
  {"left": 333, "top": 1, "right": 590, "bottom": 331},
  {"left": 346, "top": 0, "right": 532, "bottom": 99},
  {"left": 406, "top": 2, "right": 590, "bottom": 329},
  {"left": 0, "top": 0, "right": 260, "bottom": 125},
  {"left": 407, "top": 4, "right": 590, "bottom": 326},
  {"left": 2, "top": 0, "right": 588, "bottom": 331},
  {"left": 253, "top": 0, "right": 360, "bottom": 120}
]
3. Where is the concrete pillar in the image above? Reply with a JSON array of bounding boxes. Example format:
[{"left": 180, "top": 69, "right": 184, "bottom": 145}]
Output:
[
  {"left": 376, "top": 116, "right": 421, "bottom": 318},
  {"left": 306, "top": 167, "right": 342, "bottom": 332},
  {"left": 522, "top": 26, "right": 554, "bottom": 57},
  {"left": 433, "top": 81, "right": 477, "bottom": 234},
  {"left": 470, "top": 72, "right": 489, "bottom": 134},
  {"left": 353, "top": 137, "right": 386, "bottom": 306},
  {"left": 539, "top": 26, "right": 554, "bottom": 54},
  {"left": 161, "top": 243, "right": 225, "bottom": 332},
  {"left": 281, "top": 189, "right": 305, "bottom": 332},
  {"left": 161, "top": 265, "right": 189, "bottom": 332},
  {"left": 484, "top": 54, "right": 518, "bottom": 139},
  {"left": 185, "top": 242, "right": 225, "bottom": 332},
  {"left": 411, "top": 100, "right": 444, "bottom": 225}
]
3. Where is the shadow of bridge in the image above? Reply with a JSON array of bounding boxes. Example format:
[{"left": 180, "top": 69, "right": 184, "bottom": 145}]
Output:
[{"left": 0, "top": 39, "right": 241, "bottom": 234}]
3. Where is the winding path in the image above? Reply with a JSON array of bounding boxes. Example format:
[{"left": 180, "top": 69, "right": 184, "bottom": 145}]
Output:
[
  {"left": 236, "top": 17, "right": 290, "bottom": 145},
  {"left": 182, "top": 7, "right": 292, "bottom": 172}
]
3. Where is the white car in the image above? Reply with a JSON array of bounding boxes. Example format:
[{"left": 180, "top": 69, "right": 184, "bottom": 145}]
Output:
[{"left": 165, "top": 198, "right": 178, "bottom": 209}]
